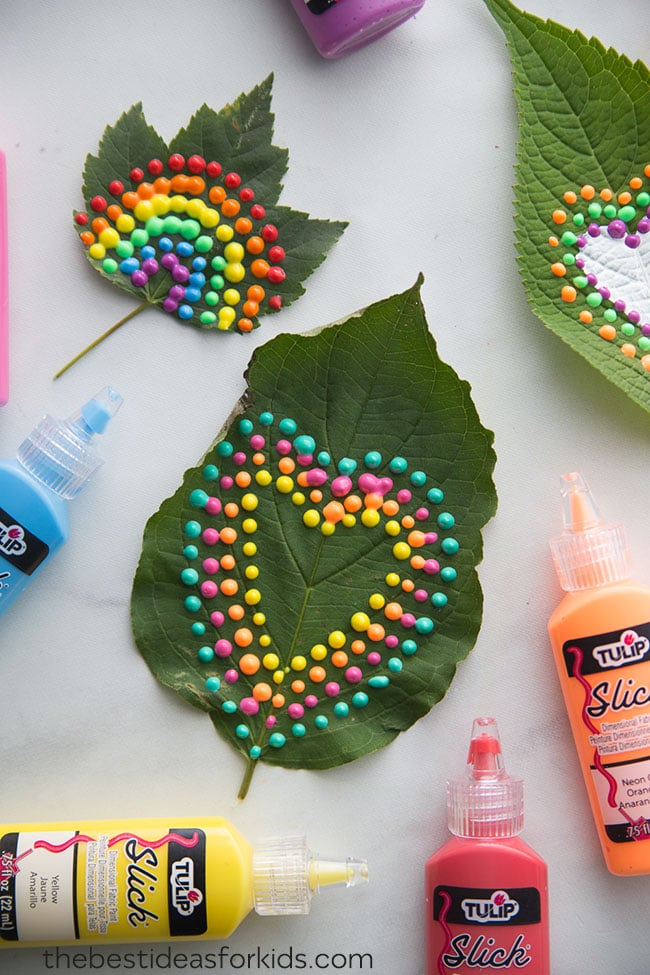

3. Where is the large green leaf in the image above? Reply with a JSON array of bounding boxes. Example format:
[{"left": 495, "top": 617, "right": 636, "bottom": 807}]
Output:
[
  {"left": 59, "top": 76, "right": 346, "bottom": 376},
  {"left": 131, "top": 279, "right": 497, "bottom": 798},
  {"left": 485, "top": 0, "right": 650, "bottom": 414}
]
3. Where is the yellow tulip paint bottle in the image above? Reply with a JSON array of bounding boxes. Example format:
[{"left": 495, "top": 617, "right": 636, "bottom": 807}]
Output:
[
  {"left": 0, "top": 816, "right": 367, "bottom": 946},
  {"left": 548, "top": 471, "right": 650, "bottom": 875}
]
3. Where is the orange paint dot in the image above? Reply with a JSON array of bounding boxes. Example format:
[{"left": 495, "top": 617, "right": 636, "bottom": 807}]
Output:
[
  {"left": 382, "top": 500, "right": 400, "bottom": 517},
  {"left": 291, "top": 680, "right": 305, "bottom": 694},
  {"left": 121, "top": 191, "right": 139, "bottom": 210},
  {"left": 580, "top": 184, "right": 595, "bottom": 200},
  {"left": 153, "top": 177, "right": 171, "bottom": 195},
  {"left": 296, "top": 472, "right": 309, "bottom": 488},
  {"left": 242, "top": 300, "right": 259, "bottom": 318},
  {"left": 137, "top": 181, "right": 155, "bottom": 200},
  {"left": 401, "top": 579, "right": 415, "bottom": 593},
  {"left": 410, "top": 555, "right": 425, "bottom": 571},
  {"left": 234, "top": 627, "right": 254, "bottom": 648},
  {"left": 323, "top": 500, "right": 345, "bottom": 524},
  {"left": 351, "top": 640, "right": 366, "bottom": 654},
  {"left": 80, "top": 231, "right": 95, "bottom": 246},
  {"left": 235, "top": 471, "right": 252, "bottom": 488},
  {"left": 247, "top": 284, "right": 265, "bottom": 302},
  {"left": 91, "top": 217, "right": 109, "bottom": 234},
  {"left": 621, "top": 343, "right": 636, "bottom": 358},
  {"left": 407, "top": 530, "right": 426, "bottom": 548},
  {"left": 644, "top": 164, "right": 650, "bottom": 178},
  {"left": 600, "top": 187, "right": 613, "bottom": 201},
  {"left": 630, "top": 177, "right": 643, "bottom": 190},
  {"left": 237, "top": 318, "right": 254, "bottom": 333},
  {"left": 552, "top": 209, "right": 567, "bottom": 224},
  {"left": 251, "top": 258, "right": 270, "bottom": 278},
  {"left": 551, "top": 262, "right": 567, "bottom": 277},
  {"left": 222, "top": 198, "right": 240, "bottom": 218},
  {"left": 617, "top": 191, "right": 632, "bottom": 205},
  {"left": 171, "top": 174, "right": 190, "bottom": 193},
  {"left": 235, "top": 217, "right": 253, "bottom": 235},
  {"left": 599, "top": 324, "right": 617, "bottom": 341},
  {"left": 309, "top": 666, "right": 326, "bottom": 683},
  {"left": 579, "top": 310, "right": 593, "bottom": 324},
  {"left": 106, "top": 204, "right": 122, "bottom": 221},
  {"left": 220, "top": 554, "right": 236, "bottom": 571},
  {"left": 220, "top": 578, "right": 239, "bottom": 597},
  {"left": 246, "top": 236, "right": 265, "bottom": 255},
  {"left": 228, "top": 604, "right": 245, "bottom": 621},
  {"left": 331, "top": 651, "right": 349, "bottom": 668},
  {"left": 272, "top": 693, "right": 286, "bottom": 708},
  {"left": 252, "top": 452, "right": 265, "bottom": 466},
  {"left": 220, "top": 527, "right": 238, "bottom": 545},
  {"left": 401, "top": 515, "right": 415, "bottom": 530},
  {"left": 224, "top": 502, "right": 240, "bottom": 518},
  {"left": 209, "top": 185, "right": 226, "bottom": 205},
  {"left": 561, "top": 286, "right": 577, "bottom": 303},
  {"left": 278, "top": 457, "right": 295, "bottom": 474},
  {"left": 187, "top": 176, "right": 205, "bottom": 195},
  {"left": 384, "top": 602, "right": 403, "bottom": 621},
  {"left": 548, "top": 236, "right": 559, "bottom": 247},
  {"left": 253, "top": 682, "right": 273, "bottom": 702},
  {"left": 563, "top": 190, "right": 577, "bottom": 204},
  {"left": 364, "top": 492, "right": 384, "bottom": 511},
  {"left": 239, "top": 652, "right": 260, "bottom": 675},
  {"left": 310, "top": 489, "right": 323, "bottom": 503},
  {"left": 367, "top": 623, "right": 385, "bottom": 642},
  {"left": 641, "top": 355, "right": 650, "bottom": 372},
  {"left": 344, "top": 495, "right": 363, "bottom": 513}
]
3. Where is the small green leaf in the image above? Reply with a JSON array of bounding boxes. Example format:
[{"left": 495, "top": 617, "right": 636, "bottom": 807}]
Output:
[
  {"left": 131, "top": 279, "right": 497, "bottom": 799},
  {"left": 58, "top": 76, "right": 346, "bottom": 377},
  {"left": 485, "top": 0, "right": 650, "bottom": 414}
]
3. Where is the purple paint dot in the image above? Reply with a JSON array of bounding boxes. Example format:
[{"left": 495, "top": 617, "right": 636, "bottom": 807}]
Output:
[
  {"left": 625, "top": 234, "right": 641, "bottom": 249},
  {"left": 162, "top": 298, "right": 178, "bottom": 312},
  {"left": 614, "top": 299, "right": 626, "bottom": 312},
  {"left": 637, "top": 217, "right": 650, "bottom": 234},
  {"left": 629, "top": 310, "right": 641, "bottom": 325},
  {"left": 576, "top": 236, "right": 587, "bottom": 248},
  {"left": 575, "top": 257, "right": 585, "bottom": 268},
  {"left": 161, "top": 253, "right": 178, "bottom": 270},
  {"left": 587, "top": 223, "right": 601, "bottom": 238},
  {"left": 172, "top": 264, "right": 190, "bottom": 283},
  {"left": 131, "top": 270, "right": 148, "bottom": 288},
  {"left": 142, "top": 258, "right": 159, "bottom": 275},
  {"left": 642, "top": 324, "right": 650, "bottom": 337},
  {"left": 607, "top": 219, "right": 626, "bottom": 239},
  {"left": 169, "top": 284, "right": 186, "bottom": 301},
  {"left": 599, "top": 287, "right": 611, "bottom": 300}
]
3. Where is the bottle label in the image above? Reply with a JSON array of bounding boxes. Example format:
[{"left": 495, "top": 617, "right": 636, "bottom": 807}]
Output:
[
  {"left": 562, "top": 620, "right": 650, "bottom": 842},
  {"left": 303, "top": 0, "right": 341, "bottom": 15},
  {"left": 431, "top": 885, "right": 542, "bottom": 971},
  {"left": 0, "top": 506, "right": 49, "bottom": 576},
  {"left": 0, "top": 827, "right": 207, "bottom": 943}
]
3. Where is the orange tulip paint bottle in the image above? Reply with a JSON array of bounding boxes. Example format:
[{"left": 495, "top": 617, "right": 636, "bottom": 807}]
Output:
[
  {"left": 425, "top": 718, "right": 550, "bottom": 975},
  {"left": 549, "top": 471, "right": 650, "bottom": 875}
]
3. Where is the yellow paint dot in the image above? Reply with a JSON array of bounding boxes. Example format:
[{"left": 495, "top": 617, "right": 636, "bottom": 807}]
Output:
[
  {"left": 116, "top": 214, "right": 135, "bottom": 233},
  {"left": 245, "top": 565, "right": 259, "bottom": 580},
  {"left": 292, "top": 492, "right": 306, "bottom": 506},
  {"left": 342, "top": 514, "right": 357, "bottom": 528},
  {"left": 263, "top": 653, "right": 280, "bottom": 670},
  {"left": 256, "top": 470, "right": 273, "bottom": 487},
  {"left": 245, "top": 589, "right": 261, "bottom": 606},
  {"left": 361, "top": 509, "right": 380, "bottom": 528},
  {"left": 99, "top": 228, "right": 120, "bottom": 248},
  {"left": 242, "top": 542, "right": 257, "bottom": 556},
  {"left": 242, "top": 518, "right": 258, "bottom": 534},
  {"left": 303, "top": 509, "right": 320, "bottom": 528},
  {"left": 393, "top": 542, "right": 412, "bottom": 561},
  {"left": 169, "top": 195, "right": 188, "bottom": 213},
  {"left": 386, "top": 572, "right": 400, "bottom": 587},
  {"left": 224, "top": 241, "right": 245, "bottom": 262},
  {"left": 291, "top": 655, "right": 307, "bottom": 671},
  {"left": 273, "top": 670, "right": 285, "bottom": 685},
  {"left": 225, "top": 262, "right": 246, "bottom": 283},
  {"left": 88, "top": 243, "right": 106, "bottom": 260},
  {"left": 328, "top": 630, "right": 347, "bottom": 649},
  {"left": 241, "top": 493, "right": 259, "bottom": 511},
  {"left": 310, "top": 644, "right": 328, "bottom": 661},
  {"left": 276, "top": 475, "right": 294, "bottom": 494},
  {"left": 321, "top": 521, "right": 336, "bottom": 536},
  {"left": 216, "top": 224, "right": 234, "bottom": 241},
  {"left": 223, "top": 288, "right": 241, "bottom": 306},
  {"left": 369, "top": 593, "right": 386, "bottom": 610},
  {"left": 351, "top": 612, "right": 370, "bottom": 632},
  {"left": 385, "top": 520, "right": 401, "bottom": 537},
  {"left": 258, "top": 627, "right": 270, "bottom": 641}
]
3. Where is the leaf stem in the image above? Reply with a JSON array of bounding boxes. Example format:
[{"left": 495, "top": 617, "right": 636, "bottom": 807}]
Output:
[
  {"left": 53, "top": 301, "right": 151, "bottom": 379},
  {"left": 238, "top": 758, "right": 257, "bottom": 801}
]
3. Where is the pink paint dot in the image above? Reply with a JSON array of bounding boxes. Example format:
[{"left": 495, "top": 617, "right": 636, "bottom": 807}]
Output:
[
  {"left": 288, "top": 703, "right": 305, "bottom": 719},
  {"left": 304, "top": 694, "right": 319, "bottom": 708},
  {"left": 202, "top": 528, "right": 219, "bottom": 545},
  {"left": 305, "top": 468, "right": 328, "bottom": 487},
  {"left": 367, "top": 651, "right": 381, "bottom": 666},
  {"left": 423, "top": 559, "right": 440, "bottom": 575},
  {"left": 397, "top": 489, "right": 412, "bottom": 503},
  {"left": 202, "top": 558, "right": 219, "bottom": 575},
  {"left": 276, "top": 439, "right": 292, "bottom": 455},
  {"left": 224, "top": 668, "right": 239, "bottom": 683},
  {"left": 233, "top": 452, "right": 246, "bottom": 466},
  {"left": 210, "top": 611, "right": 225, "bottom": 628},
  {"left": 240, "top": 697, "right": 259, "bottom": 716},
  {"left": 200, "top": 581, "right": 218, "bottom": 599},
  {"left": 250, "top": 434, "right": 265, "bottom": 450},
  {"left": 331, "top": 475, "right": 352, "bottom": 497},
  {"left": 345, "top": 667, "right": 363, "bottom": 684},
  {"left": 415, "top": 507, "right": 429, "bottom": 520},
  {"left": 414, "top": 588, "right": 428, "bottom": 603},
  {"left": 424, "top": 532, "right": 438, "bottom": 544},
  {"left": 215, "top": 639, "right": 233, "bottom": 657},
  {"left": 325, "top": 681, "right": 340, "bottom": 697},
  {"left": 401, "top": 613, "right": 416, "bottom": 629},
  {"left": 205, "top": 497, "right": 222, "bottom": 515},
  {"left": 385, "top": 635, "right": 399, "bottom": 649},
  {"left": 220, "top": 476, "right": 234, "bottom": 490},
  {"left": 265, "top": 715, "right": 277, "bottom": 728},
  {"left": 296, "top": 454, "right": 313, "bottom": 467}
]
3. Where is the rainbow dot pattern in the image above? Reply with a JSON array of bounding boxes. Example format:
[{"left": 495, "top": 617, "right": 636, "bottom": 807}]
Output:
[
  {"left": 178, "top": 411, "right": 462, "bottom": 762},
  {"left": 548, "top": 166, "right": 650, "bottom": 370},
  {"left": 75, "top": 155, "right": 286, "bottom": 333}
]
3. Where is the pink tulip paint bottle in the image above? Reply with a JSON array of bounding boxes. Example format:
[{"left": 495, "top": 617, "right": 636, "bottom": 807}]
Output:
[
  {"left": 425, "top": 718, "right": 550, "bottom": 975},
  {"left": 288, "top": 0, "right": 426, "bottom": 59}
]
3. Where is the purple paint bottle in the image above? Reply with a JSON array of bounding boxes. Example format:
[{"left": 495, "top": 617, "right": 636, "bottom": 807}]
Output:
[{"left": 289, "top": 0, "right": 426, "bottom": 59}]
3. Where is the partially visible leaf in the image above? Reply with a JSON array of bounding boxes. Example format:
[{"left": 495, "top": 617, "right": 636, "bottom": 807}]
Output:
[
  {"left": 131, "top": 278, "right": 497, "bottom": 798},
  {"left": 485, "top": 0, "right": 650, "bottom": 415}
]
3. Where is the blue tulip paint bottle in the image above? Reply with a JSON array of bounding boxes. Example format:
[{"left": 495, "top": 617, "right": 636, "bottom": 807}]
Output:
[{"left": 0, "top": 387, "right": 122, "bottom": 617}]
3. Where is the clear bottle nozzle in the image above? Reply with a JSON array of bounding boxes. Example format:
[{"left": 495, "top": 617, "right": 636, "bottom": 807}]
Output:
[
  {"left": 550, "top": 471, "right": 630, "bottom": 591},
  {"left": 252, "top": 836, "right": 368, "bottom": 917},
  {"left": 447, "top": 717, "right": 524, "bottom": 839}
]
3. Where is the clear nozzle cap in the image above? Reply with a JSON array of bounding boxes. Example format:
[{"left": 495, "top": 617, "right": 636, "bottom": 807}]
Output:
[
  {"left": 17, "top": 387, "right": 123, "bottom": 499},
  {"left": 252, "top": 836, "right": 368, "bottom": 917},
  {"left": 447, "top": 717, "right": 524, "bottom": 839},
  {"left": 550, "top": 471, "right": 630, "bottom": 591}
]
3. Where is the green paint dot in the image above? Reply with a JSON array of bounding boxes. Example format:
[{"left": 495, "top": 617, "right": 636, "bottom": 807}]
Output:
[
  {"left": 639, "top": 337, "right": 650, "bottom": 352},
  {"left": 102, "top": 258, "right": 118, "bottom": 273},
  {"left": 572, "top": 213, "right": 585, "bottom": 226},
  {"left": 131, "top": 228, "right": 149, "bottom": 247},
  {"left": 145, "top": 216, "right": 164, "bottom": 236},
  {"left": 561, "top": 230, "right": 578, "bottom": 245},
  {"left": 618, "top": 205, "right": 636, "bottom": 222},
  {"left": 586, "top": 292, "right": 603, "bottom": 308},
  {"left": 115, "top": 240, "right": 134, "bottom": 258},
  {"left": 211, "top": 256, "right": 226, "bottom": 271},
  {"left": 163, "top": 216, "right": 182, "bottom": 234},
  {"left": 622, "top": 322, "right": 636, "bottom": 337},
  {"left": 636, "top": 192, "right": 650, "bottom": 207},
  {"left": 586, "top": 203, "right": 601, "bottom": 219},
  {"left": 205, "top": 291, "right": 219, "bottom": 306},
  {"left": 603, "top": 204, "right": 617, "bottom": 218},
  {"left": 572, "top": 276, "right": 588, "bottom": 289},
  {"left": 195, "top": 235, "right": 214, "bottom": 253},
  {"left": 603, "top": 309, "right": 617, "bottom": 324},
  {"left": 200, "top": 312, "right": 217, "bottom": 325},
  {"left": 180, "top": 219, "right": 201, "bottom": 241}
]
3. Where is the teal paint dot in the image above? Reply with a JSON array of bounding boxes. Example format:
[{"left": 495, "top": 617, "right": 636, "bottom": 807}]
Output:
[
  {"left": 203, "top": 464, "right": 219, "bottom": 481},
  {"left": 437, "top": 512, "right": 455, "bottom": 529},
  {"left": 333, "top": 702, "right": 349, "bottom": 718},
  {"left": 183, "top": 545, "right": 199, "bottom": 560},
  {"left": 338, "top": 457, "right": 357, "bottom": 475},
  {"left": 249, "top": 745, "right": 262, "bottom": 759},
  {"left": 205, "top": 676, "right": 221, "bottom": 692},
  {"left": 292, "top": 723, "right": 307, "bottom": 737},
  {"left": 368, "top": 676, "right": 390, "bottom": 689},
  {"left": 294, "top": 434, "right": 316, "bottom": 455},
  {"left": 314, "top": 715, "right": 329, "bottom": 729},
  {"left": 410, "top": 470, "right": 427, "bottom": 487},
  {"left": 352, "top": 692, "right": 369, "bottom": 708},
  {"left": 238, "top": 418, "right": 254, "bottom": 436},
  {"left": 317, "top": 451, "right": 331, "bottom": 466},
  {"left": 441, "top": 567, "right": 458, "bottom": 583},
  {"left": 441, "top": 538, "right": 459, "bottom": 555},
  {"left": 197, "top": 646, "right": 214, "bottom": 663},
  {"left": 415, "top": 616, "right": 435, "bottom": 635},
  {"left": 431, "top": 592, "right": 448, "bottom": 608},
  {"left": 184, "top": 595, "right": 201, "bottom": 612},
  {"left": 216, "top": 440, "right": 234, "bottom": 458},
  {"left": 189, "top": 489, "right": 209, "bottom": 509},
  {"left": 269, "top": 732, "right": 287, "bottom": 748},
  {"left": 402, "top": 639, "right": 418, "bottom": 656},
  {"left": 192, "top": 622, "right": 206, "bottom": 636},
  {"left": 279, "top": 417, "right": 297, "bottom": 435},
  {"left": 259, "top": 411, "right": 274, "bottom": 426},
  {"left": 427, "top": 488, "right": 444, "bottom": 504},
  {"left": 222, "top": 700, "right": 237, "bottom": 714},
  {"left": 364, "top": 451, "right": 382, "bottom": 469},
  {"left": 389, "top": 456, "right": 408, "bottom": 474},
  {"left": 181, "top": 568, "right": 199, "bottom": 586},
  {"left": 236, "top": 724, "right": 250, "bottom": 739},
  {"left": 184, "top": 520, "right": 202, "bottom": 538},
  {"left": 387, "top": 658, "right": 403, "bottom": 673}
]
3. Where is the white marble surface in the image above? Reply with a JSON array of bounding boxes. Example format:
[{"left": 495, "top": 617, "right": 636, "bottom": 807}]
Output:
[{"left": 1, "top": 0, "right": 650, "bottom": 972}]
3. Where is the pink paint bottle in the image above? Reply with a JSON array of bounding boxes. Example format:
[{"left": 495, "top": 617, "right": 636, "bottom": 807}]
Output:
[
  {"left": 425, "top": 718, "right": 550, "bottom": 974},
  {"left": 288, "top": 0, "right": 426, "bottom": 59}
]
